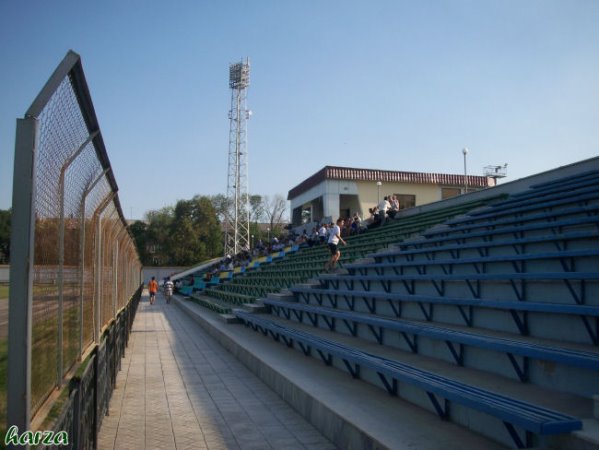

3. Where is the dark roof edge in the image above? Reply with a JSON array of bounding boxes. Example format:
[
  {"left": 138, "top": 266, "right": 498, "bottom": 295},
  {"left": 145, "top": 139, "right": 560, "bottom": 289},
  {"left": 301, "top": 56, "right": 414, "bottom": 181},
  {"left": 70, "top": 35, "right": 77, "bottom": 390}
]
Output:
[{"left": 288, "top": 165, "right": 491, "bottom": 200}]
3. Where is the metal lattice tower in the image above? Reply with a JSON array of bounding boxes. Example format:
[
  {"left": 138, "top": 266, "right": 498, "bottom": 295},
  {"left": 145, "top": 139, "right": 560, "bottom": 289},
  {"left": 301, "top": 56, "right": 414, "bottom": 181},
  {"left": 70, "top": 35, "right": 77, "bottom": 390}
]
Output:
[{"left": 224, "top": 58, "right": 251, "bottom": 256}]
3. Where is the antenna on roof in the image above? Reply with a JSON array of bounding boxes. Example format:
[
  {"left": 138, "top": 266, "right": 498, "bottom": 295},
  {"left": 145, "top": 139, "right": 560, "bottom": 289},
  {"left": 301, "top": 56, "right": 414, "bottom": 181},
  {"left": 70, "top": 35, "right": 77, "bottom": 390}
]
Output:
[{"left": 484, "top": 163, "right": 508, "bottom": 181}]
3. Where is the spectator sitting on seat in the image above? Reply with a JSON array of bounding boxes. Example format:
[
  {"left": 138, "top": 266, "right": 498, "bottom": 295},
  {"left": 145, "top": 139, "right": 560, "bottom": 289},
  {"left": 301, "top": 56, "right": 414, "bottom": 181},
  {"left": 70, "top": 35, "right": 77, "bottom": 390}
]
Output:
[
  {"left": 272, "top": 237, "right": 285, "bottom": 251},
  {"left": 294, "top": 232, "right": 306, "bottom": 246},
  {"left": 366, "top": 206, "right": 380, "bottom": 229},
  {"left": 318, "top": 223, "right": 328, "bottom": 243},
  {"left": 310, "top": 227, "right": 319, "bottom": 245},
  {"left": 351, "top": 212, "right": 361, "bottom": 235},
  {"left": 388, "top": 195, "right": 399, "bottom": 219},
  {"left": 343, "top": 216, "right": 353, "bottom": 237}
]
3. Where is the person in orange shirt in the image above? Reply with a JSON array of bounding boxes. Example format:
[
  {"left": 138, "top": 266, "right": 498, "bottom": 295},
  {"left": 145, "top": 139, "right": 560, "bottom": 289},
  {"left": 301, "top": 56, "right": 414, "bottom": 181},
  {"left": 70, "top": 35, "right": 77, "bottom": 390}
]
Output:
[{"left": 148, "top": 276, "right": 158, "bottom": 305}]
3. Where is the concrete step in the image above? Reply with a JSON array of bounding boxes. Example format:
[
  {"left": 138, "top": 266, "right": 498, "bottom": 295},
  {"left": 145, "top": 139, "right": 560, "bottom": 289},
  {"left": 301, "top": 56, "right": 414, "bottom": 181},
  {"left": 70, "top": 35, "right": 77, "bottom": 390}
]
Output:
[
  {"left": 175, "top": 298, "right": 505, "bottom": 450},
  {"left": 259, "top": 313, "right": 596, "bottom": 449},
  {"left": 175, "top": 282, "right": 599, "bottom": 450}
]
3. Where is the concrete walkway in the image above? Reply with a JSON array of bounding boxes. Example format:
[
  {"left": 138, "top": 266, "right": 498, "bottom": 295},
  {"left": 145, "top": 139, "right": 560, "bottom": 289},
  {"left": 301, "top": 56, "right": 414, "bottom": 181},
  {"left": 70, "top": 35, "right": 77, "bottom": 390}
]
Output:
[{"left": 97, "top": 291, "right": 336, "bottom": 450}]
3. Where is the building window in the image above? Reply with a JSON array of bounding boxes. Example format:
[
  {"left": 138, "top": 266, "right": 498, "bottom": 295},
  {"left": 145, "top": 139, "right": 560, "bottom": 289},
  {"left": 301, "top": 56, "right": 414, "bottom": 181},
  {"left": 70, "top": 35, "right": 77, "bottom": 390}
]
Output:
[
  {"left": 301, "top": 206, "right": 312, "bottom": 224},
  {"left": 394, "top": 194, "right": 415, "bottom": 210},
  {"left": 441, "top": 187, "right": 461, "bottom": 199}
]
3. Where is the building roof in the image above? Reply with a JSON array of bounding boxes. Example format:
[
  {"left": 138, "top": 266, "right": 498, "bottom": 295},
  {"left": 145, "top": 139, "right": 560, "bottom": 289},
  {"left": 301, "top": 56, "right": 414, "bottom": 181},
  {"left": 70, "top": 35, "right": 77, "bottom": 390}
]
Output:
[{"left": 288, "top": 166, "right": 493, "bottom": 200}]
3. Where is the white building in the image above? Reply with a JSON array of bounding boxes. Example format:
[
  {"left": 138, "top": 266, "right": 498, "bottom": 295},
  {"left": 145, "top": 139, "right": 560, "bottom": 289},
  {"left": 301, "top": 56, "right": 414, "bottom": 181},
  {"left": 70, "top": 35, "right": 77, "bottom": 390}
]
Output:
[{"left": 288, "top": 166, "right": 494, "bottom": 226}]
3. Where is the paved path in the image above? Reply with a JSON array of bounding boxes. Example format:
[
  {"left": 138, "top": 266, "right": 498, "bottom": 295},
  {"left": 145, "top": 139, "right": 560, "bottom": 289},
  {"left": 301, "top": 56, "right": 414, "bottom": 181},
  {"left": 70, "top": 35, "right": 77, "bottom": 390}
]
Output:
[{"left": 97, "top": 292, "right": 336, "bottom": 450}]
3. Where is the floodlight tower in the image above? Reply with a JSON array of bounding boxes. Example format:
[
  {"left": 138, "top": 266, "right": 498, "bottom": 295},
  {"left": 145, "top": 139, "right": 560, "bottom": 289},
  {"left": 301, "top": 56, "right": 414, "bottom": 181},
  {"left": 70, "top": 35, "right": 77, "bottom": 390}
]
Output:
[{"left": 224, "top": 58, "right": 251, "bottom": 256}]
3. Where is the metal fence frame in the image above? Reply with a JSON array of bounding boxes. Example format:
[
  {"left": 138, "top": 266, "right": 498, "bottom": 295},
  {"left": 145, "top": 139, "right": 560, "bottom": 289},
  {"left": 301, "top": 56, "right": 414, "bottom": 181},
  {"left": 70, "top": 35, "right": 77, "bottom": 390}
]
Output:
[
  {"left": 39, "top": 286, "right": 141, "bottom": 450},
  {"left": 8, "top": 50, "right": 142, "bottom": 435}
]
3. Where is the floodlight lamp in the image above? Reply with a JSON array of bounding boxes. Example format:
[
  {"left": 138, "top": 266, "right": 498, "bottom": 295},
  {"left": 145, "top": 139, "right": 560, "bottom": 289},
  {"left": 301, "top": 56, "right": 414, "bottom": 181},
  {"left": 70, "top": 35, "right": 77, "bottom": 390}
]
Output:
[{"left": 229, "top": 60, "right": 250, "bottom": 88}]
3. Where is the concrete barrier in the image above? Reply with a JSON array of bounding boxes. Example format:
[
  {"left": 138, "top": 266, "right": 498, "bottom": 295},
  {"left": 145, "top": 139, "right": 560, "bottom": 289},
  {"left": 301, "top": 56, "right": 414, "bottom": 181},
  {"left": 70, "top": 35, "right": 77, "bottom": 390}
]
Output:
[{"left": 0, "top": 265, "right": 9, "bottom": 283}]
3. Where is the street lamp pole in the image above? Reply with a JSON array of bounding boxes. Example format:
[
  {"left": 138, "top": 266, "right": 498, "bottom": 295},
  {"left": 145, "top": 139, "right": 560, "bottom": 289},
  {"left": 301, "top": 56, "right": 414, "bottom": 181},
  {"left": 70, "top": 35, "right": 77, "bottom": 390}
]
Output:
[
  {"left": 462, "top": 148, "right": 469, "bottom": 194},
  {"left": 376, "top": 181, "right": 382, "bottom": 204}
]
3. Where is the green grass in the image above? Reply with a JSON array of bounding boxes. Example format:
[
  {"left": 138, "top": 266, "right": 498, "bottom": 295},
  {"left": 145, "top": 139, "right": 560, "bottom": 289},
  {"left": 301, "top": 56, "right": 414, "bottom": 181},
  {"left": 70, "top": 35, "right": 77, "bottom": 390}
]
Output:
[
  {"left": 0, "top": 285, "right": 142, "bottom": 444},
  {"left": 0, "top": 284, "right": 55, "bottom": 300}
]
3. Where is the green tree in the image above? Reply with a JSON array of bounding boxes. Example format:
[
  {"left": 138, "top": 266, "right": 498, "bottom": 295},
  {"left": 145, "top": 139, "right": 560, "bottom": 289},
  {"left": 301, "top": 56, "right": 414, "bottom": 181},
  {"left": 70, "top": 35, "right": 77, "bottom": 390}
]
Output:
[
  {"left": 129, "top": 220, "right": 148, "bottom": 264},
  {"left": 145, "top": 207, "right": 173, "bottom": 265},
  {"left": 263, "top": 194, "right": 288, "bottom": 238},
  {"left": 134, "top": 196, "right": 223, "bottom": 266},
  {"left": 0, "top": 209, "right": 10, "bottom": 263},
  {"left": 248, "top": 195, "right": 264, "bottom": 224},
  {"left": 190, "top": 196, "right": 223, "bottom": 257},
  {"left": 170, "top": 215, "right": 201, "bottom": 266},
  {"left": 208, "top": 194, "right": 233, "bottom": 223}
]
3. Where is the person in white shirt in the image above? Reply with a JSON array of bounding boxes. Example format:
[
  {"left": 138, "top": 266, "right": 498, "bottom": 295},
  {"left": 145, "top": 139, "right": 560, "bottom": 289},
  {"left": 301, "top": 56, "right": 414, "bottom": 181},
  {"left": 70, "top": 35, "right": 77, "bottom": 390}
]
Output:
[
  {"left": 164, "top": 277, "right": 174, "bottom": 304},
  {"left": 318, "top": 223, "right": 328, "bottom": 244},
  {"left": 324, "top": 218, "right": 347, "bottom": 272},
  {"left": 378, "top": 196, "right": 391, "bottom": 226}
]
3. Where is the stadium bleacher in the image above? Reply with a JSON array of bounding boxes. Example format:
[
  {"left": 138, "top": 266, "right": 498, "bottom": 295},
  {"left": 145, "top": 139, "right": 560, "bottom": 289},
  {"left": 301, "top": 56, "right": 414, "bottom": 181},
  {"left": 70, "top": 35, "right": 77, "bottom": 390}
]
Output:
[
  {"left": 195, "top": 198, "right": 503, "bottom": 313},
  {"left": 230, "top": 169, "right": 599, "bottom": 448}
]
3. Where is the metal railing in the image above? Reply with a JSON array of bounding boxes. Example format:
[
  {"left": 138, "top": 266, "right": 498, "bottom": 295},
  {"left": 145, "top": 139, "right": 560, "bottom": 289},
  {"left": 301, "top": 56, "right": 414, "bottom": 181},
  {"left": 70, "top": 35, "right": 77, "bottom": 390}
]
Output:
[
  {"left": 38, "top": 286, "right": 141, "bottom": 450},
  {"left": 7, "top": 50, "right": 142, "bottom": 435}
]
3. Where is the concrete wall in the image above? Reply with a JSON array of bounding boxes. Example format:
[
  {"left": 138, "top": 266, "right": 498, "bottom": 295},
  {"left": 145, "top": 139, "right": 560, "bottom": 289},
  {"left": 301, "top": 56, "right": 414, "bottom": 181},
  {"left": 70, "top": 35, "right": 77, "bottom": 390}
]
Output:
[
  {"left": 142, "top": 266, "right": 186, "bottom": 284},
  {"left": 0, "top": 265, "right": 9, "bottom": 283},
  {"left": 355, "top": 180, "right": 447, "bottom": 216}
]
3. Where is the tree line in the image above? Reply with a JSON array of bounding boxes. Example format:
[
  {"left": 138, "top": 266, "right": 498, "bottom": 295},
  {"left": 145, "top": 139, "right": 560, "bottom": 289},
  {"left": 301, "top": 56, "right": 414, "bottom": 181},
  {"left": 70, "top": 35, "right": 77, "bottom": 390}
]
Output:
[
  {"left": 0, "top": 209, "right": 9, "bottom": 264},
  {"left": 131, "top": 194, "right": 288, "bottom": 266},
  {"left": 0, "top": 193, "right": 288, "bottom": 267}
]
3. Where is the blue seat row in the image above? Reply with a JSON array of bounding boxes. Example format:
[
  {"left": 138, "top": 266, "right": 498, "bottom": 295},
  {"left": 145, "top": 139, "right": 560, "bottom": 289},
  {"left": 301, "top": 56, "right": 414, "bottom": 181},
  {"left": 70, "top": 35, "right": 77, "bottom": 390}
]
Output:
[
  {"left": 430, "top": 204, "right": 599, "bottom": 238},
  {"left": 317, "top": 271, "right": 599, "bottom": 304},
  {"left": 347, "top": 249, "right": 599, "bottom": 277},
  {"left": 397, "top": 216, "right": 599, "bottom": 251},
  {"left": 371, "top": 230, "right": 599, "bottom": 263},
  {"left": 264, "top": 298, "right": 599, "bottom": 380},
  {"left": 289, "top": 286, "right": 599, "bottom": 345},
  {"left": 235, "top": 310, "right": 582, "bottom": 449},
  {"left": 526, "top": 170, "right": 599, "bottom": 192},
  {"left": 458, "top": 184, "right": 599, "bottom": 223}
]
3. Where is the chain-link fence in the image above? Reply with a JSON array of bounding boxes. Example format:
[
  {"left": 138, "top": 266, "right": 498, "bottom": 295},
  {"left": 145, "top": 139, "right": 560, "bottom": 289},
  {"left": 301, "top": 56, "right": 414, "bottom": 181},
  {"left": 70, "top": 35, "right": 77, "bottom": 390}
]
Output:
[{"left": 7, "top": 50, "right": 142, "bottom": 432}]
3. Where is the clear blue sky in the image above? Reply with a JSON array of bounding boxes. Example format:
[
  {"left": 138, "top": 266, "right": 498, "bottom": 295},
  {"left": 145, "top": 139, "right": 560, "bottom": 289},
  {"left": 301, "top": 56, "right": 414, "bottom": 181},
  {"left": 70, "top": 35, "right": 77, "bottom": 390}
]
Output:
[{"left": 1, "top": 0, "right": 598, "bottom": 219}]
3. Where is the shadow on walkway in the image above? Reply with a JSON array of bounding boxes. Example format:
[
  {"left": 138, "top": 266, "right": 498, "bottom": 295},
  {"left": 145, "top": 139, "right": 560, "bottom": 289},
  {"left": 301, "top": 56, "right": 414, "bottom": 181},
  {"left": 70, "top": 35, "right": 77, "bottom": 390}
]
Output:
[{"left": 98, "top": 291, "right": 336, "bottom": 450}]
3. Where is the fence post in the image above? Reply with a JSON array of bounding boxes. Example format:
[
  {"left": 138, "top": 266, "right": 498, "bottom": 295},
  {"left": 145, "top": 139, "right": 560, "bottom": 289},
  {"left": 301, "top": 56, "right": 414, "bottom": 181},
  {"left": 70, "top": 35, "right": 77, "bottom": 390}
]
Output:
[
  {"left": 93, "top": 345, "right": 99, "bottom": 450},
  {"left": 79, "top": 168, "right": 110, "bottom": 357},
  {"left": 113, "top": 226, "right": 127, "bottom": 316},
  {"left": 57, "top": 131, "right": 98, "bottom": 386},
  {"left": 7, "top": 117, "right": 38, "bottom": 447},
  {"left": 93, "top": 193, "right": 115, "bottom": 343}
]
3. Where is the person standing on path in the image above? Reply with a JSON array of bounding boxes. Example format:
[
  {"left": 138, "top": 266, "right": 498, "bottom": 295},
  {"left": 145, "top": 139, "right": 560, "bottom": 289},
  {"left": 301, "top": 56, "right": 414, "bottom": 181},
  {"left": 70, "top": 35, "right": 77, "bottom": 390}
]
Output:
[
  {"left": 324, "top": 217, "right": 347, "bottom": 273},
  {"left": 164, "top": 277, "right": 174, "bottom": 304},
  {"left": 148, "top": 276, "right": 158, "bottom": 305}
]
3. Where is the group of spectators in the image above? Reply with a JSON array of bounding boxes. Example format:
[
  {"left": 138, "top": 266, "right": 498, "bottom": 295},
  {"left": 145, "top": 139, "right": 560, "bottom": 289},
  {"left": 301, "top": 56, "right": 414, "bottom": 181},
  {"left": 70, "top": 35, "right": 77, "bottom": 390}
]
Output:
[
  {"left": 177, "top": 198, "right": 403, "bottom": 286},
  {"left": 178, "top": 235, "right": 295, "bottom": 286},
  {"left": 367, "top": 195, "right": 400, "bottom": 228},
  {"left": 293, "top": 212, "right": 367, "bottom": 248}
]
